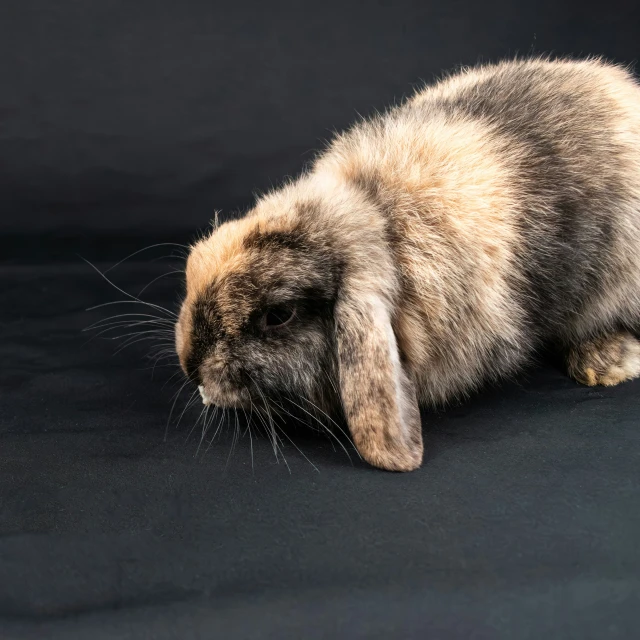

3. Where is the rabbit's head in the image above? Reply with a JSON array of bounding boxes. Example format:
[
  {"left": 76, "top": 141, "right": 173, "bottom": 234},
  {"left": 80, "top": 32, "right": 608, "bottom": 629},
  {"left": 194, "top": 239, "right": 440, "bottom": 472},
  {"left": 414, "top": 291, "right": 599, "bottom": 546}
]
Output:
[{"left": 175, "top": 180, "right": 423, "bottom": 471}]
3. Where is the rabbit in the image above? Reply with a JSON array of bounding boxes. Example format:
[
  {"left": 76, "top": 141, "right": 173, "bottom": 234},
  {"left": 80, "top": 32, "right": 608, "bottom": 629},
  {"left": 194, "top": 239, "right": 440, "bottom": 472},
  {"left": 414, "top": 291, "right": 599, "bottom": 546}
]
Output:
[{"left": 175, "top": 57, "right": 640, "bottom": 472}]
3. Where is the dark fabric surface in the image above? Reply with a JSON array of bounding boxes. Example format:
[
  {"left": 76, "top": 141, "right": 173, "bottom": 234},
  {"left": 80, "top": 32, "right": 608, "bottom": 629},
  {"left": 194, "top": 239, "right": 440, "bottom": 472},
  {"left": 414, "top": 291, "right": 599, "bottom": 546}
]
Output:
[
  {"left": 2, "top": 0, "right": 639, "bottom": 259},
  {"left": 1, "top": 262, "right": 639, "bottom": 639}
]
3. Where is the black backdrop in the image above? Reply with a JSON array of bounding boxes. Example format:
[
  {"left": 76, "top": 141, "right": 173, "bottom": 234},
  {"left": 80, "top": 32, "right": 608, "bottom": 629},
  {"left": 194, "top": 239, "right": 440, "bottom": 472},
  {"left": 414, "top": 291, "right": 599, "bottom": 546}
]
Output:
[
  {"left": 2, "top": 0, "right": 639, "bottom": 256},
  {"left": 2, "top": 2, "right": 640, "bottom": 639}
]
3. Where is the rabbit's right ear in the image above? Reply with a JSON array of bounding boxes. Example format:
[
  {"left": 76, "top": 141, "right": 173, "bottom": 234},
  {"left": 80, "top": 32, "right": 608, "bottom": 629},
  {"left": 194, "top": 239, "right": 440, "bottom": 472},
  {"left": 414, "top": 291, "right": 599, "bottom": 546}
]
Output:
[{"left": 335, "top": 293, "right": 423, "bottom": 472}]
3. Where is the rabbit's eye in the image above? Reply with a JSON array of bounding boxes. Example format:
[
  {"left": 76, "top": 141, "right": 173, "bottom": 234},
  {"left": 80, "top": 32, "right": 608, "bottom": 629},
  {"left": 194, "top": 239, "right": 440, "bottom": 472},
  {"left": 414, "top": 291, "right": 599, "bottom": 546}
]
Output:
[{"left": 263, "top": 303, "right": 296, "bottom": 329}]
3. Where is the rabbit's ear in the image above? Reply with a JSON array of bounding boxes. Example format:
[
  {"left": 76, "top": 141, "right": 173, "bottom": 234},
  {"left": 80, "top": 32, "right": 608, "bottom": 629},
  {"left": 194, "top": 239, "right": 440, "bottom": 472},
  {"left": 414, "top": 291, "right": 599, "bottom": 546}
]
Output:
[{"left": 335, "top": 294, "right": 423, "bottom": 472}]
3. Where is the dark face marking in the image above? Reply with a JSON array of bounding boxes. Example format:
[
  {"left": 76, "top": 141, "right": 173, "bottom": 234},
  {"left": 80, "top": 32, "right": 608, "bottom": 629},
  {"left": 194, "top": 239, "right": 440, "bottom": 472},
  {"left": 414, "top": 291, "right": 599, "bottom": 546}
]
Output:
[
  {"left": 242, "top": 228, "right": 307, "bottom": 253},
  {"left": 184, "top": 287, "right": 224, "bottom": 383},
  {"left": 185, "top": 221, "right": 344, "bottom": 409}
]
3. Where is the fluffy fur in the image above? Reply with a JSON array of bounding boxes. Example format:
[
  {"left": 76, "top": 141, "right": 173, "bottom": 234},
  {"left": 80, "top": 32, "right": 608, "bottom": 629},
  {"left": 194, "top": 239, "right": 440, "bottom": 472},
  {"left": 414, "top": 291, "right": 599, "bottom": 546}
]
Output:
[{"left": 175, "top": 57, "right": 640, "bottom": 472}]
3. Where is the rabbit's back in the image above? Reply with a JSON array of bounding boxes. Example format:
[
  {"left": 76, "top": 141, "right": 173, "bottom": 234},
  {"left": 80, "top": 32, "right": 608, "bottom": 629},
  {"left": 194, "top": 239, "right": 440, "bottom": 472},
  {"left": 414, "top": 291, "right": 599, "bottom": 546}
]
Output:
[{"left": 315, "top": 58, "right": 640, "bottom": 404}]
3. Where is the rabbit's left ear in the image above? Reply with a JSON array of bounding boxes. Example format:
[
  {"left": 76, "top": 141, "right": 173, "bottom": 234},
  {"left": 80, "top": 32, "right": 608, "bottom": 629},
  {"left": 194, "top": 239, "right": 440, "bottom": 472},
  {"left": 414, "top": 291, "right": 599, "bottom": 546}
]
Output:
[{"left": 335, "top": 294, "right": 423, "bottom": 472}]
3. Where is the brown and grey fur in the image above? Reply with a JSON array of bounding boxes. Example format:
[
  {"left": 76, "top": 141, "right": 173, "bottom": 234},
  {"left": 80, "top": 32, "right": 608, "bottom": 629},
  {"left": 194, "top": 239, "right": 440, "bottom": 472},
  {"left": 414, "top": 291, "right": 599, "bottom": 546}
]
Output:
[{"left": 175, "top": 57, "right": 640, "bottom": 472}]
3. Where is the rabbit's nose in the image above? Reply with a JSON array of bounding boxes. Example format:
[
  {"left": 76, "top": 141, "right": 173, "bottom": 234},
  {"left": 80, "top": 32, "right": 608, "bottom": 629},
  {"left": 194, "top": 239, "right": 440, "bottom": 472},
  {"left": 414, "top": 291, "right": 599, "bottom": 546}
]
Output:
[{"left": 198, "top": 385, "right": 213, "bottom": 405}]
